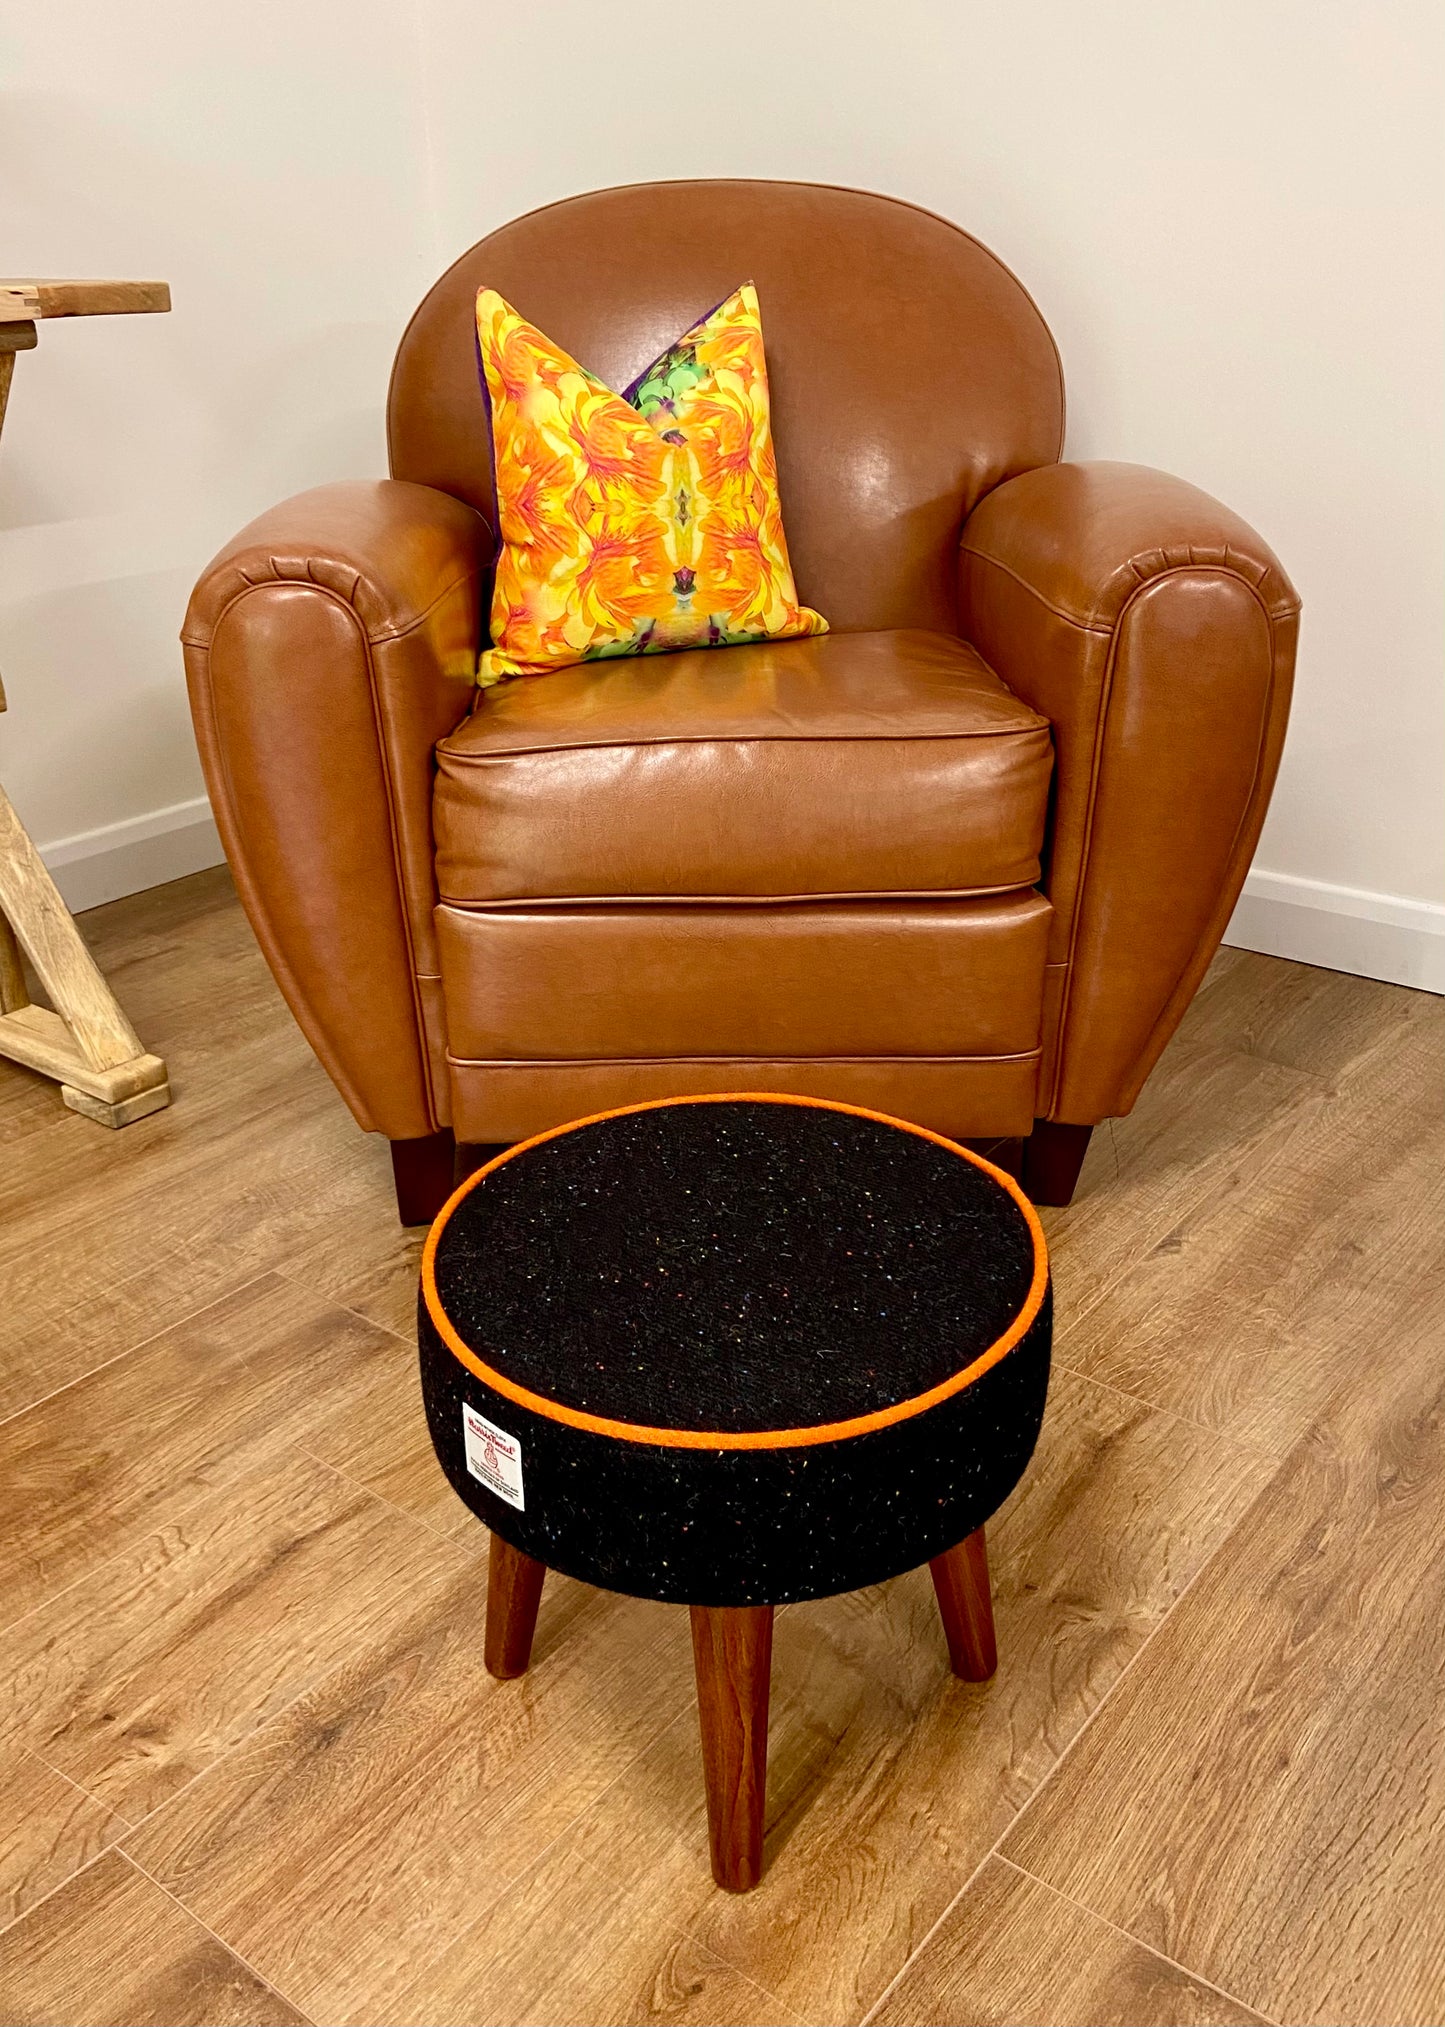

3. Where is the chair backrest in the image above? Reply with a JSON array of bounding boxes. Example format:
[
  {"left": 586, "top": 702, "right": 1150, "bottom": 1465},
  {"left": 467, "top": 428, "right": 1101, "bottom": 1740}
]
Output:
[{"left": 388, "top": 179, "right": 1063, "bottom": 635}]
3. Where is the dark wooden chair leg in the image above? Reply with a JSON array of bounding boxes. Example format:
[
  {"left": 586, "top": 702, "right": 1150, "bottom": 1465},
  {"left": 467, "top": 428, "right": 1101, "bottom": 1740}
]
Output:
[
  {"left": 454, "top": 1141, "right": 512, "bottom": 1187},
  {"left": 690, "top": 1603, "right": 774, "bottom": 1892},
  {"left": 930, "top": 1526, "right": 997, "bottom": 1681},
  {"left": 389, "top": 1129, "right": 456, "bottom": 1226},
  {"left": 1021, "top": 1120, "right": 1094, "bottom": 1207},
  {"left": 484, "top": 1532, "right": 547, "bottom": 1679}
]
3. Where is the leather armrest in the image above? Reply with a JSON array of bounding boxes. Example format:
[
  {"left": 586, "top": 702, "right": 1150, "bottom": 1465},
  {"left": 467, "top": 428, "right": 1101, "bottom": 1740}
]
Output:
[
  {"left": 183, "top": 479, "right": 489, "bottom": 1136},
  {"left": 960, "top": 460, "right": 1300, "bottom": 1121}
]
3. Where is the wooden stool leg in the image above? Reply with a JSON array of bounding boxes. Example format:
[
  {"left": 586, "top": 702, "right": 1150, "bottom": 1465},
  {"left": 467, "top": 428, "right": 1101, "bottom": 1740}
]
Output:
[
  {"left": 484, "top": 1532, "right": 546, "bottom": 1679},
  {"left": 690, "top": 1603, "right": 773, "bottom": 1892},
  {"left": 930, "top": 1527, "right": 998, "bottom": 1681}
]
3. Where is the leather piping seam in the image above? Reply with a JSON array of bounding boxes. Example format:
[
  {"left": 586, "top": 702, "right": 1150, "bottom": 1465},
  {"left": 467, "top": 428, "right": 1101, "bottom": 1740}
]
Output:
[
  {"left": 436, "top": 723, "right": 1051, "bottom": 760},
  {"left": 183, "top": 560, "right": 480, "bottom": 652},
  {"left": 420, "top": 1091, "right": 1049, "bottom": 1451},
  {"left": 1047, "top": 563, "right": 1282, "bottom": 1118},
  {"left": 960, "top": 542, "right": 1301, "bottom": 634},
  {"left": 435, "top": 883, "right": 1045, "bottom": 908},
  {"left": 442, "top": 1049, "right": 1043, "bottom": 1067},
  {"left": 358, "top": 612, "right": 446, "bottom": 1133}
]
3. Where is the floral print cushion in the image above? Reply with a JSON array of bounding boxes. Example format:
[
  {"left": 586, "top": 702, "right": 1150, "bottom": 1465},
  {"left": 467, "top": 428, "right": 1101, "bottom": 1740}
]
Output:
[{"left": 474, "top": 282, "right": 828, "bottom": 684}]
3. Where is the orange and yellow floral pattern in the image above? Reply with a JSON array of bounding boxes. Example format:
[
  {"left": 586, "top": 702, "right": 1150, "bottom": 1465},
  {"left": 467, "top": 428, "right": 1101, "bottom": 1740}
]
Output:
[{"left": 475, "top": 282, "right": 827, "bottom": 683}]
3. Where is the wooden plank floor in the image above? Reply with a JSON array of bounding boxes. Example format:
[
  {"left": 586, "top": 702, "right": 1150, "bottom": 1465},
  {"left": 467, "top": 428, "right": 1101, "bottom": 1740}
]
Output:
[{"left": 0, "top": 866, "right": 1442, "bottom": 2026}]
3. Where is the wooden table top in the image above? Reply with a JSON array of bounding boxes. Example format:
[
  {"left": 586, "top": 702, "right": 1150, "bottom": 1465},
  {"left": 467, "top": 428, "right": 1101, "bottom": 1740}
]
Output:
[{"left": 0, "top": 279, "right": 170, "bottom": 323}]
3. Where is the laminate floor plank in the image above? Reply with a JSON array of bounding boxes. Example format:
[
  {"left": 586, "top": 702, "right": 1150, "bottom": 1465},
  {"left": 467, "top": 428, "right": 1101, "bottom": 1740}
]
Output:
[
  {"left": 293, "top": 1331, "right": 472, "bottom": 1536},
  {"left": 376, "top": 1832, "right": 798, "bottom": 2026},
  {"left": 1040, "top": 1040, "right": 1325, "bottom": 1340},
  {"left": 1059, "top": 1005, "right": 1445, "bottom": 1451},
  {"left": 0, "top": 1743, "right": 124, "bottom": 1933},
  {"left": 124, "top": 1573, "right": 701, "bottom": 2025},
  {"left": 560, "top": 1367, "right": 1274, "bottom": 2024},
  {"left": 0, "top": 1273, "right": 469, "bottom": 1632},
  {"left": 1004, "top": 1298, "right": 1445, "bottom": 2026},
  {"left": 0, "top": 1449, "right": 477, "bottom": 1822},
  {"left": 278, "top": 1217, "right": 428, "bottom": 1343},
  {"left": 0, "top": 1850, "right": 309, "bottom": 2027},
  {"left": 3, "top": 1235, "right": 279, "bottom": 1429},
  {"left": 0, "top": 878, "right": 392, "bottom": 1422},
  {"left": 0, "top": 1094, "right": 396, "bottom": 1426},
  {"left": 1184, "top": 945, "right": 1438, "bottom": 1086},
  {"left": 3, "top": 872, "right": 1442, "bottom": 2027},
  {"left": 869, "top": 1858, "right": 1266, "bottom": 2027}
]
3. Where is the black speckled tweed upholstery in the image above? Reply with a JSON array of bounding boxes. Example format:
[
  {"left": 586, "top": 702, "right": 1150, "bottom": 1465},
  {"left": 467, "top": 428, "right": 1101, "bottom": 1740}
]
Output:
[{"left": 418, "top": 1096, "right": 1050, "bottom": 1607}]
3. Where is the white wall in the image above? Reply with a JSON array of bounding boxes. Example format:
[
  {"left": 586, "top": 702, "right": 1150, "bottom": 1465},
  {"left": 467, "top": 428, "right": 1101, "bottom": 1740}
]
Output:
[
  {"left": 0, "top": 0, "right": 437, "bottom": 902},
  {"left": 3, "top": 0, "right": 1442, "bottom": 983}
]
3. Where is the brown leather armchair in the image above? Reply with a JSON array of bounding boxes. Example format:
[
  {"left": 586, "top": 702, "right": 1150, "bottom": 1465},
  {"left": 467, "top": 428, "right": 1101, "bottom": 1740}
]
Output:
[{"left": 183, "top": 180, "right": 1298, "bottom": 1224}]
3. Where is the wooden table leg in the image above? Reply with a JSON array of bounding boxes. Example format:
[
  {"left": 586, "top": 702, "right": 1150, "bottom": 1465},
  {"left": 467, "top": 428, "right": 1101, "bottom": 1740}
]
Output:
[
  {"left": 0, "top": 780, "right": 169, "bottom": 1126},
  {"left": 930, "top": 1526, "right": 998, "bottom": 1681},
  {"left": 690, "top": 1603, "right": 773, "bottom": 1892},
  {"left": 484, "top": 1532, "right": 546, "bottom": 1679},
  {"left": 0, "top": 309, "right": 171, "bottom": 1130},
  {"left": 0, "top": 912, "right": 25, "bottom": 1013}
]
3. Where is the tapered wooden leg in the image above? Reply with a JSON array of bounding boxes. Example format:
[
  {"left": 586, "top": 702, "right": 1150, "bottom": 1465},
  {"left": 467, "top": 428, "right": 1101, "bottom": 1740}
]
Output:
[
  {"left": 389, "top": 1129, "right": 455, "bottom": 1225},
  {"left": 0, "top": 334, "right": 170, "bottom": 1132},
  {"left": 690, "top": 1603, "right": 773, "bottom": 1892},
  {"left": 930, "top": 1527, "right": 997, "bottom": 1681},
  {"left": 1021, "top": 1120, "right": 1095, "bottom": 1207},
  {"left": 484, "top": 1532, "right": 546, "bottom": 1679}
]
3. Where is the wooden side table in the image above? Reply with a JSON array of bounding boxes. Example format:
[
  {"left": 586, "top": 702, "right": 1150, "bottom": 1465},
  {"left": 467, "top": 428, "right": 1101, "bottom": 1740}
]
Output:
[{"left": 0, "top": 278, "right": 173, "bottom": 1126}]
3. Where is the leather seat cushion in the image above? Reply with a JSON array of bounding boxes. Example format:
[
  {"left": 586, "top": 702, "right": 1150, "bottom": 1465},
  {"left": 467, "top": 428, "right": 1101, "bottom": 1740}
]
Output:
[
  {"left": 433, "top": 629, "right": 1052, "bottom": 903},
  {"left": 436, "top": 892, "right": 1051, "bottom": 1062}
]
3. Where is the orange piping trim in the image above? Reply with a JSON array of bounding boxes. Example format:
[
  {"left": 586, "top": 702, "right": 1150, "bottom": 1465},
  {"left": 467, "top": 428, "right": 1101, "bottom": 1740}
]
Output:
[{"left": 422, "top": 1094, "right": 1049, "bottom": 1450}]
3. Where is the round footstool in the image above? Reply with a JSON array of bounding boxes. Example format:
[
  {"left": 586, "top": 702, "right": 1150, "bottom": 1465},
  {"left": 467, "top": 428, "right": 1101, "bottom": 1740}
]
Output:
[{"left": 418, "top": 1093, "right": 1051, "bottom": 1890}]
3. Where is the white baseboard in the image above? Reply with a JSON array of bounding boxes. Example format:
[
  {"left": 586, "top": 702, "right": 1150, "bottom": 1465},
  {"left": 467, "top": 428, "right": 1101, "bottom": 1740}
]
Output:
[
  {"left": 39, "top": 796, "right": 226, "bottom": 915},
  {"left": 1225, "top": 868, "right": 1445, "bottom": 996}
]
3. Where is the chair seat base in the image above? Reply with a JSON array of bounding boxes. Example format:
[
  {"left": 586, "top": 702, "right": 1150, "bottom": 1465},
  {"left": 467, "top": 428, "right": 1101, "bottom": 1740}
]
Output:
[{"left": 390, "top": 1119, "right": 1096, "bottom": 1226}]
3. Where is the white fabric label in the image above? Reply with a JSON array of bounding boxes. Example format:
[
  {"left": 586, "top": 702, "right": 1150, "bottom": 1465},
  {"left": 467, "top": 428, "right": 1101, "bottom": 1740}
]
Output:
[{"left": 461, "top": 1404, "right": 525, "bottom": 1510}]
